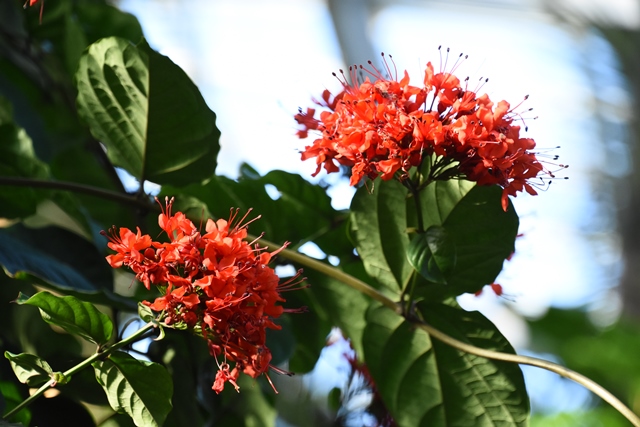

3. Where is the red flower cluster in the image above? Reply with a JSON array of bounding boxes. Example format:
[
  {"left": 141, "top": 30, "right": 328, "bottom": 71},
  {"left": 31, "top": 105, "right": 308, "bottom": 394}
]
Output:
[
  {"left": 295, "top": 54, "right": 561, "bottom": 210},
  {"left": 103, "top": 198, "right": 302, "bottom": 393}
]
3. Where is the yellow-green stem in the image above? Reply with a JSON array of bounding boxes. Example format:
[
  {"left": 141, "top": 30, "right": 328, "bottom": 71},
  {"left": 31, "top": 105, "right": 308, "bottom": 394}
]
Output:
[
  {"left": 256, "top": 235, "right": 399, "bottom": 314},
  {"left": 3, "top": 322, "right": 157, "bottom": 420},
  {"left": 261, "top": 237, "right": 640, "bottom": 427}
]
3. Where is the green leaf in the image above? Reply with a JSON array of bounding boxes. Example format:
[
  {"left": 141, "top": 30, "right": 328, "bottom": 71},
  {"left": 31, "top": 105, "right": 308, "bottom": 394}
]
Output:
[
  {"left": 416, "top": 178, "right": 476, "bottom": 228},
  {"left": 215, "top": 374, "right": 276, "bottom": 427},
  {"left": 0, "top": 229, "right": 100, "bottom": 293},
  {"left": 407, "top": 226, "right": 455, "bottom": 284},
  {"left": 302, "top": 259, "right": 371, "bottom": 356},
  {"left": 16, "top": 291, "right": 113, "bottom": 345},
  {"left": 163, "top": 168, "right": 346, "bottom": 251},
  {"left": 441, "top": 185, "right": 518, "bottom": 295},
  {"left": 49, "top": 145, "right": 131, "bottom": 230},
  {"left": 284, "top": 289, "right": 332, "bottom": 373},
  {"left": 75, "top": 37, "right": 220, "bottom": 186},
  {"left": 4, "top": 352, "right": 53, "bottom": 387},
  {"left": 362, "top": 303, "right": 529, "bottom": 427},
  {"left": 0, "top": 96, "right": 50, "bottom": 219},
  {"left": 75, "top": 2, "right": 143, "bottom": 45},
  {"left": 266, "top": 315, "right": 296, "bottom": 367},
  {"left": 410, "top": 185, "right": 518, "bottom": 298},
  {"left": 93, "top": 351, "right": 173, "bottom": 427},
  {"left": 147, "top": 333, "right": 207, "bottom": 427},
  {"left": 63, "top": 14, "right": 88, "bottom": 75},
  {"left": 350, "top": 179, "right": 412, "bottom": 293}
]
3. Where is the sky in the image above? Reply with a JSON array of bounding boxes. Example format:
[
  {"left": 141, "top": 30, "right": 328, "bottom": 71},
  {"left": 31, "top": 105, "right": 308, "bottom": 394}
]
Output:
[{"left": 118, "top": 0, "right": 631, "bottom": 416}]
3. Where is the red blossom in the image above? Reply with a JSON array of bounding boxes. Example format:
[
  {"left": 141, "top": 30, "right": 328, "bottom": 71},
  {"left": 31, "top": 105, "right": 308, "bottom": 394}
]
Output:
[
  {"left": 103, "top": 197, "right": 304, "bottom": 393},
  {"left": 296, "top": 53, "right": 563, "bottom": 210}
]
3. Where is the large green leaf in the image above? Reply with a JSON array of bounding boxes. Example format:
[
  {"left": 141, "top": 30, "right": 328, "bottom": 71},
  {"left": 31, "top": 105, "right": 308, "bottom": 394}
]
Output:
[
  {"left": 93, "top": 351, "right": 173, "bottom": 427},
  {"left": 362, "top": 303, "right": 529, "bottom": 427},
  {"left": 75, "top": 37, "right": 220, "bottom": 186},
  {"left": 409, "top": 185, "right": 518, "bottom": 297},
  {"left": 16, "top": 292, "right": 113, "bottom": 345},
  {"left": 350, "top": 179, "right": 413, "bottom": 293}
]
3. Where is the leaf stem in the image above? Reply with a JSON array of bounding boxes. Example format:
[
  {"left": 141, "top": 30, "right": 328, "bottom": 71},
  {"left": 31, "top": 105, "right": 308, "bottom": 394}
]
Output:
[
  {"left": 267, "top": 240, "right": 640, "bottom": 427},
  {"left": 256, "top": 235, "right": 399, "bottom": 314},
  {"left": 2, "top": 322, "right": 157, "bottom": 420},
  {"left": 0, "top": 176, "right": 153, "bottom": 210}
]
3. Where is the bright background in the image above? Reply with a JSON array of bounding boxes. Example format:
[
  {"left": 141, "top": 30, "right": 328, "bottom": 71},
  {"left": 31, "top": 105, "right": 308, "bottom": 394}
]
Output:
[{"left": 117, "top": 0, "right": 637, "bottom": 421}]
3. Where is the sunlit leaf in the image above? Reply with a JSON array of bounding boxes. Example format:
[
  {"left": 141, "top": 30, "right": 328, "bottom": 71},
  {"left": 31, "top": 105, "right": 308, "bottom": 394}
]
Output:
[
  {"left": 75, "top": 37, "right": 220, "bottom": 186},
  {"left": 93, "top": 351, "right": 173, "bottom": 427},
  {"left": 16, "top": 292, "right": 113, "bottom": 345},
  {"left": 415, "top": 178, "right": 476, "bottom": 228},
  {"left": 4, "top": 352, "right": 53, "bottom": 387}
]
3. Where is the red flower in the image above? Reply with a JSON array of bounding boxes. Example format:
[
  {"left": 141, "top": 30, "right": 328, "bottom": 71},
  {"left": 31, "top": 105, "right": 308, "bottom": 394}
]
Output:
[
  {"left": 104, "top": 227, "right": 152, "bottom": 268},
  {"left": 103, "top": 198, "right": 304, "bottom": 393},
  {"left": 296, "top": 53, "right": 563, "bottom": 210}
]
